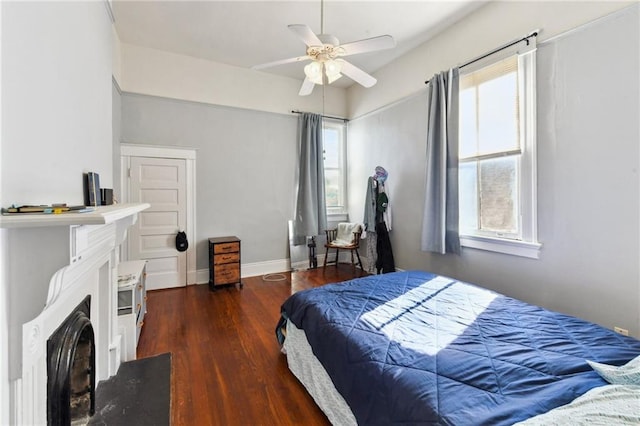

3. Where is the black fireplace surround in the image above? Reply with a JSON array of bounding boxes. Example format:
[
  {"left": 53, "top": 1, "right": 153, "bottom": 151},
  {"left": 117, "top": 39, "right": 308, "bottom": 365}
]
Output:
[{"left": 47, "top": 296, "right": 95, "bottom": 425}]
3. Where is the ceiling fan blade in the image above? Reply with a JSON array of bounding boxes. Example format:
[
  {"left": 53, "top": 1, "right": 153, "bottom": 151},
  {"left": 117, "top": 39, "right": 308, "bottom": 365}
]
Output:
[
  {"left": 288, "top": 24, "right": 323, "bottom": 47},
  {"left": 252, "top": 55, "right": 311, "bottom": 70},
  {"left": 298, "top": 77, "right": 315, "bottom": 96},
  {"left": 339, "top": 60, "right": 377, "bottom": 88},
  {"left": 339, "top": 35, "right": 396, "bottom": 56}
]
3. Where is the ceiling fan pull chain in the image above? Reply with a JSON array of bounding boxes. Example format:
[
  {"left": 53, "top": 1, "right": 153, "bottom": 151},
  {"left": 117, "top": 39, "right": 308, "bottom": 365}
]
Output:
[{"left": 320, "top": 0, "right": 324, "bottom": 35}]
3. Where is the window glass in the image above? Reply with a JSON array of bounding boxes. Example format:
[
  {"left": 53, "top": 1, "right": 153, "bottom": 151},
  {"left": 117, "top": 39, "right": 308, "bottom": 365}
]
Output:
[
  {"left": 324, "top": 169, "right": 341, "bottom": 208},
  {"left": 323, "top": 128, "right": 339, "bottom": 168},
  {"left": 459, "top": 53, "right": 529, "bottom": 241},
  {"left": 323, "top": 122, "right": 346, "bottom": 213},
  {"left": 478, "top": 156, "right": 518, "bottom": 234},
  {"left": 459, "top": 89, "right": 477, "bottom": 159},
  {"left": 477, "top": 72, "right": 519, "bottom": 155}
]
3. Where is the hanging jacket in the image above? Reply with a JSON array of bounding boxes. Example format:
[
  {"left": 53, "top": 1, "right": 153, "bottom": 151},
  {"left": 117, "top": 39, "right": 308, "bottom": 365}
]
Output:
[
  {"left": 363, "top": 176, "right": 377, "bottom": 237},
  {"left": 375, "top": 221, "right": 395, "bottom": 274},
  {"left": 378, "top": 183, "right": 392, "bottom": 231}
]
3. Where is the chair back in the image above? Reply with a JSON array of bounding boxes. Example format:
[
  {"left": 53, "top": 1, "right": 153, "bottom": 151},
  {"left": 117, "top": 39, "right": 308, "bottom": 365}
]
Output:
[{"left": 325, "top": 223, "right": 362, "bottom": 248}]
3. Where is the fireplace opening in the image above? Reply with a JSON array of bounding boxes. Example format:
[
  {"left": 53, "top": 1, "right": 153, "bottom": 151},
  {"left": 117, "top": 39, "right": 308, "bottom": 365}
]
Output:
[{"left": 47, "top": 296, "right": 95, "bottom": 426}]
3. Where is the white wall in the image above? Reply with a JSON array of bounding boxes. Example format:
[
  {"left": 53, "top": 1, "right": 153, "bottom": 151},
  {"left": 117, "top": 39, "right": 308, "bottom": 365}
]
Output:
[
  {"left": 0, "top": 1, "right": 7, "bottom": 422},
  {"left": 1, "top": 2, "right": 113, "bottom": 205},
  {"left": 0, "top": 2, "right": 113, "bottom": 422},
  {"left": 119, "top": 42, "right": 348, "bottom": 118},
  {"left": 346, "top": 3, "right": 639, "bottom": 336},
  {"left": 348, "top": 1, "right": 634, "bottom": 119}
]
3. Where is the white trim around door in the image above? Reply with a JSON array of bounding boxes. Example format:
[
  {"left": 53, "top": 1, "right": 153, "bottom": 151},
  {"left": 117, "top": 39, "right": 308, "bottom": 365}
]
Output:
[{"left": 121, "top": 144, "right": 197, "bottom": 285}]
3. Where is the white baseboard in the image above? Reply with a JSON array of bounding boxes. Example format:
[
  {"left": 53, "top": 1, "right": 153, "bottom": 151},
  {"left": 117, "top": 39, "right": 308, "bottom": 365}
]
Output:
[
  {"left": 187, "top": 269, "right": 198, "bottom": 285},
  {"left": 195, "top": 269, "right": 209, "bottom": 285}
]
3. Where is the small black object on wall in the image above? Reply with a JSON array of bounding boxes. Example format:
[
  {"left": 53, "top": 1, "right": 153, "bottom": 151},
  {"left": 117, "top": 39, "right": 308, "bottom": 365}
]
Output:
[{"left": 175, "top": 231, "right": 188, "bottom": 252}]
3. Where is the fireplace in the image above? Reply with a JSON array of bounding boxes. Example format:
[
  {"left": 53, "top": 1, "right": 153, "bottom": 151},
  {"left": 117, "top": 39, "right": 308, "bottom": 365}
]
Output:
[
  {"left": 2, "top": 203, "right": 149, "bottom": 425},
  {"left": 47, "top": 296, "right": 95, "bottom": 426}
]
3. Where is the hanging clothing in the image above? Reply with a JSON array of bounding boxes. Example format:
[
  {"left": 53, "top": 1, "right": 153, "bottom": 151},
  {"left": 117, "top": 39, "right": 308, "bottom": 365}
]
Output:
[
  {"left": 364, "top": 230, "right": 377, "bottom": 274},
  {"left": 363, "top": 176, "right": 378, "bottom": 273},
  {"left": 377, "top": 183, "right": 392, "bottom": 231},
  {"left": 363, "top": 176, "right": 377, "bottom": 238},
  {"left": 375, "top": 221, "right": 395, "bottom": 274},
  {"left": 363, "top": 167, "right": 396, "bottom": 274}
]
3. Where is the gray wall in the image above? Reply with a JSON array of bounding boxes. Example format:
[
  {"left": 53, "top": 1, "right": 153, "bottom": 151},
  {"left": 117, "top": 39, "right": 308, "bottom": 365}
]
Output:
[
  {"left": 347, "top": 6, "right": 639, "bottom": 335},
  {"left": 121, "top": 94, "right": 298, "bottom": 271}
]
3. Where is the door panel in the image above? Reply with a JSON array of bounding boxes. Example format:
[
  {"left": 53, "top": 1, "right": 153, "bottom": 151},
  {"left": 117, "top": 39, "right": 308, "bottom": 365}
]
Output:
[
  {"left": 129, "top": 157, "right": 187, "bottom": 290},
  {"left": 141, "top": 235, "right": 176, "bottom": 251},
  {"left": 140, "top": 188, "right": 179, "bottom": 204}
]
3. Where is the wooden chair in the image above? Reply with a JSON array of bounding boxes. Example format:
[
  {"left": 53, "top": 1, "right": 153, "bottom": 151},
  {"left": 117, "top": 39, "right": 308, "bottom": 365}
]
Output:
[{"left": 323, "top": 224, "right": 363, "bottom": 270}]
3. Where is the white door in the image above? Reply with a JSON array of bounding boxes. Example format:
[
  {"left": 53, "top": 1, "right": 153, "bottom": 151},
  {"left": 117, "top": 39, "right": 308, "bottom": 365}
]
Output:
[{"left": 129, "top": 157, "right": 187, "bottom": 290}]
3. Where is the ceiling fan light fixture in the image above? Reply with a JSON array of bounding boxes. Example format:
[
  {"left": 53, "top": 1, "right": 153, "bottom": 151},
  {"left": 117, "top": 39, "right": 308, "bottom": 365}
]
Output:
[
  {"left": 324, "top": 59, "right": 343, "bottom": 84},
  {"left": 304, "top": 61, "right": 324, "bottom": 85}
]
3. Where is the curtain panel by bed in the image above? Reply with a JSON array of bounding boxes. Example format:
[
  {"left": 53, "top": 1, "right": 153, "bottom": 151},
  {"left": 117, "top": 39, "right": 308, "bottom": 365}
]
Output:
[
  {"left": 421, "top": 68, "right": 461, "bottom": 254},
  {"left": 293, "top": 112, "right": 327, "bottom": 245}
]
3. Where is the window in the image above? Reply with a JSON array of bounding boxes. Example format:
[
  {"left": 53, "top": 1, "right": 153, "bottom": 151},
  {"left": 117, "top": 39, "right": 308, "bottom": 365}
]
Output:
[
  {"left": 458, "top": 50, "right": 540, "bottom": 258},
  {"left": 323, "top": 121, "right": 347, "bottom": 216}
]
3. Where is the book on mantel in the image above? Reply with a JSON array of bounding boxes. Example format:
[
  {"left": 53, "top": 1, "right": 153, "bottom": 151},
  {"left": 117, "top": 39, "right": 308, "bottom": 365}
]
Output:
[
  {"left": 2, "top": 204, "right": 92, "bottom": 214},
  {"left": 84, "top": 171, "right": 102, "bottom": 207}
]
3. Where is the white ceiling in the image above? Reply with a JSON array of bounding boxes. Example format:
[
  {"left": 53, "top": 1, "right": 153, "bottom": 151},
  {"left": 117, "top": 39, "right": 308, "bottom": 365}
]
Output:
[{"left": 111, "top": 1, "right": 485, "bottom": 88}]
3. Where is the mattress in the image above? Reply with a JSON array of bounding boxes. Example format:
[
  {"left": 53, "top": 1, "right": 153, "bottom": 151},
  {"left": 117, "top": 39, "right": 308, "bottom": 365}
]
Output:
[{"left": 279, "top": 271, "right": 640, "bottom": 425}]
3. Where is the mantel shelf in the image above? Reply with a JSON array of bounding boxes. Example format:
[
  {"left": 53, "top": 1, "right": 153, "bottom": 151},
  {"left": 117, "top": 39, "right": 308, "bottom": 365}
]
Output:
[{"left": 0, "top": 203, "right": 150, "bottom": 229}]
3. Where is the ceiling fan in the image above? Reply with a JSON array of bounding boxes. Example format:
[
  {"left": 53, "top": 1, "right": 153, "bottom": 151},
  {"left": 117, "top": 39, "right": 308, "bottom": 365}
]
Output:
[{"left": 252, "top": 4, "right": 395, "bottom": 96}]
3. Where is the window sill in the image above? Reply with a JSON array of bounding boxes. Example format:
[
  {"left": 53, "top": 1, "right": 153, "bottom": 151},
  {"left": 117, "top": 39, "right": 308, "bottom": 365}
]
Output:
[
  {"left": 327, "top": 212, "right": 348, "bottom": 222},
  {"left": 460, "top": 235, "right": 541, "bottom": 259}
]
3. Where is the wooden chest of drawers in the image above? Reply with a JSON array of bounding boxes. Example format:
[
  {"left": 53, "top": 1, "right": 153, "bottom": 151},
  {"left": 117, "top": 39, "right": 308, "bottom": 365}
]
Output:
[{"left": 208, "top": 236, "right": 242, "bottom": 290}]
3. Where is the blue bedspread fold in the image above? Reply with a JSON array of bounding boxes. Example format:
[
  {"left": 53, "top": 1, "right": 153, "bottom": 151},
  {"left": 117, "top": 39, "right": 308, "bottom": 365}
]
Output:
[{"left": 280, "top": 271, "right": 640, "bottom": 425}]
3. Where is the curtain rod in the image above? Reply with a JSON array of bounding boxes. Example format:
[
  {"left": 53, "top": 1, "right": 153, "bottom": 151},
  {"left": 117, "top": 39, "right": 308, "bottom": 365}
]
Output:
[
  {"left": 291, "top": 110, "right": 349, "bottom": 122},
  {"left": 424, "top": 30, "right": 538, "bottom": 85}
]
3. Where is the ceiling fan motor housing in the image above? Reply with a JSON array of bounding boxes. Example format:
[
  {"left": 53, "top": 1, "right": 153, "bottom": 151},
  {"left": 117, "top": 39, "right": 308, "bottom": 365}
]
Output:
[{"left": 307, "top": 34, "right": 343, "bottom": 62}]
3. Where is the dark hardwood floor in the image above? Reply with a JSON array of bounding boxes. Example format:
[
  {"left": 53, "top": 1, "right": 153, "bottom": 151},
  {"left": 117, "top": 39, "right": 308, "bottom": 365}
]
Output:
[{"left": 137, "top": 264, "right": 367, "bottom": 425}]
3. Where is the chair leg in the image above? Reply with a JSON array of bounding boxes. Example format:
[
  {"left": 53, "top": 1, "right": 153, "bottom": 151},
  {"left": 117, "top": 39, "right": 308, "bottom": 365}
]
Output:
[
  {"left": 350, "top": 250, "right": 354, "bottom": 266},
  {"left": 354, "top": 249, "right": 363, "bottom": 271},
  {"left": 323, "top": 248, "right": 329, "bottom": 267},
  {"left": 334, "top": 249, "right": 339, "bottom": 266}
]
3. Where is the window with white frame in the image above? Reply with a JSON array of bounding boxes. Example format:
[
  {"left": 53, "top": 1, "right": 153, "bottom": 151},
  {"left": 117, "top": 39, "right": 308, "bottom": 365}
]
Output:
[
  {"left": 458, "top": 49, "right": 540, "bottom": 258},
  {"left": 323, "top": 121, "right": 347, "bottom": 215}
]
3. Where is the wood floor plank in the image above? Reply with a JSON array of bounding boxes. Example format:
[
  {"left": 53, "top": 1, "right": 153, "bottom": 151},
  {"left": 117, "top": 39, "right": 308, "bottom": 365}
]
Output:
[{"left": 137, "top": 265, "right": 367, "bottom": 425}]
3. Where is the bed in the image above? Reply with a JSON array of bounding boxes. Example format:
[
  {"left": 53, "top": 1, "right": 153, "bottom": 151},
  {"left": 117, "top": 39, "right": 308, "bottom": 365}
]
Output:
[{"left": 276, "top": 271, "right": 640, "bottom": 425}]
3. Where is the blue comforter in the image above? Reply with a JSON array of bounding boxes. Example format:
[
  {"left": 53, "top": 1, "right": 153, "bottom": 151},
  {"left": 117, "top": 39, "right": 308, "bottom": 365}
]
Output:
[{"left": 280, "top": 271, "right": 640, "bottom": 425}]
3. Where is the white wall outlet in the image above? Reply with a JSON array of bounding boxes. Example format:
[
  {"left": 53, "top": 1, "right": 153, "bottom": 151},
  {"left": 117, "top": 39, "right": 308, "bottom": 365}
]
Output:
[{"left": 614, "top": 326, "right": 629, "bottom": 336}]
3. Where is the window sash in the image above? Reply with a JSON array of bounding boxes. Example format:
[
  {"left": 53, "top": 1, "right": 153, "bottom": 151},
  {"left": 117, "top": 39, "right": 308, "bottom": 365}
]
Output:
[
  {"left": 458, "top": 48, "right": 538, "bottom": 256},
  {"left": 323, "top": 121, "right": 347, "bottom": 214},
  {"left": 459, "top": 148, "right": 522, "bottom": 163}
]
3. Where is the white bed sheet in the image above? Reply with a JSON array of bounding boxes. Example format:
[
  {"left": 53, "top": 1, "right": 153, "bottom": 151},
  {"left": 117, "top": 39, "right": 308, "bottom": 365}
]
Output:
[
  {"left": 516, "top": 384, "right": 640, "bottom": 425},
  {"left": 283, "top": 320, "right": 357, "bottom": 426}
]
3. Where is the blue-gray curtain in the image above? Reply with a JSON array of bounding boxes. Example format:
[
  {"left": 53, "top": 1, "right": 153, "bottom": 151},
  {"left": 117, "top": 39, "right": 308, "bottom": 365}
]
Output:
[
  {"left": 421, "top": 68, "right": 461, "bottom": 254},
  {"left": 293, "top": 113, "right": 327, "bottom": 245}
]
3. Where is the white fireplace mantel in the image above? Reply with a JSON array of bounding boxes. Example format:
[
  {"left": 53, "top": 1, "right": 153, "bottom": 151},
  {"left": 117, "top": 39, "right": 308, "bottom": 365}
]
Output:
[
  {"left": 6, "top": 203, "right": 149, "bottom": 425},
  {"left": 0, "top": 203, "right": 149, "bottom": 229}
]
